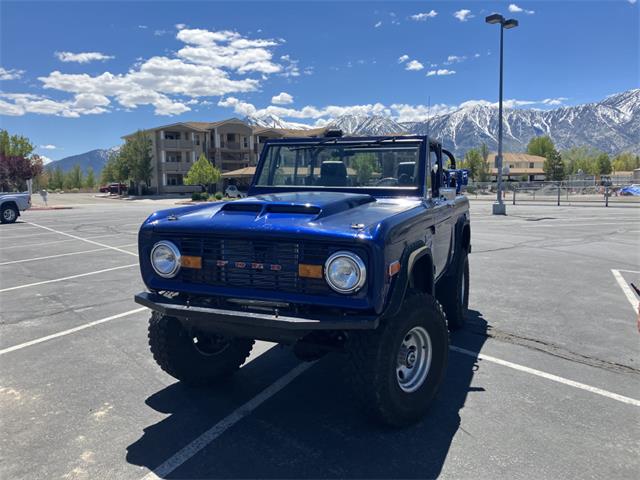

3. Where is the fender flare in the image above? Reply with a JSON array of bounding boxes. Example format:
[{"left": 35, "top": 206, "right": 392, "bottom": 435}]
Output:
[{"left": 382, "top": 241, "right": 435, "bottom": 319}]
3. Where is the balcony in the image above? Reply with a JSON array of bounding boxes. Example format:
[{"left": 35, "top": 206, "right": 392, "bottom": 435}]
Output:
[
  {"left": 161, "top": 139, "right": 194, "bottom": 149},
  {"left": 161, "top": 162, "right": 192, "bottom": 173}
]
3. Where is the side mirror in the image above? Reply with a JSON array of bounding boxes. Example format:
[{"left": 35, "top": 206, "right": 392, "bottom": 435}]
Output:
[{"left": 440, "top": 188, "right": 456, "bottom": 201}]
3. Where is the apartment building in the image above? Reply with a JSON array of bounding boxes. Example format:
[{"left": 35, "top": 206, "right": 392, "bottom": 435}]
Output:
[
  {"left": 490, "top": 152, "right": 546, "bottom": 181},
  {"left": 123, "top": 118, "right": 325, "bottom": 194}
]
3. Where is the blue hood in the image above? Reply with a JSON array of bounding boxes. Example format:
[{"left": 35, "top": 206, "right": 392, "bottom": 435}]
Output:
[{"left": 144, "top": 192, "right": 421, "bottom": 242}]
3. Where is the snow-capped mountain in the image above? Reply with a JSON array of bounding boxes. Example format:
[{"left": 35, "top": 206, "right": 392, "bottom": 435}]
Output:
[
  {"left": 401, "top": 89, "right": 639, "bottom": 155},
  {"left": 280, "top": 89, "right": 637, "bottom": 155},
  {"left": 327, "top": 115, "right": 406, "bottom": 136},
  {"left": 244, "top": 113, "right": 312, "bottom": 130},
  {"left": 47, "top": 146, "right": 120, "bottom": 175}
]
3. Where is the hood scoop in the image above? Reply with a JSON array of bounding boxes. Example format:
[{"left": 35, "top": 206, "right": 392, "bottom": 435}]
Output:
[{"left": 217, "top": 192, "right": 375, "bottom": 219}]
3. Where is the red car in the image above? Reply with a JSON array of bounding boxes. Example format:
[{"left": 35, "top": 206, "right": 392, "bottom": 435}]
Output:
[{"left": 99, "top": 183, "right": 128, "bottom": 194}]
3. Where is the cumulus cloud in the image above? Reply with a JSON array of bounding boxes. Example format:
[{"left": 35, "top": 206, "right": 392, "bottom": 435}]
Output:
[
  {"left": 217, "top": 94, "right": 569, "bottom": 125},
  {"left": 271, "top": 92, "right": 294, "bottom": 105},
  {"left": 405, "top": 60, "right": 424, "bottom": 71},
  {"left": 410, "top": 10, "right": 438, "bottom": 21},
  {"left": 2, "top": 28, "right": 290, "bottom": 117},
  {"left": 39, "top": 144, "right": 57, "bottom": 150},
  {"left": 55, "top": 51, "right": 115, "bottom": 63},
  {"left": 508, "top": 4, "right": 535, "bottom": 14},
  {"left": 374, "top": 21, "right": 382, "bottom": 28},
  {"left": 542, "top": 97, "right": 568, "bottom": 106},
  {"left": 0, "top": 67, "right": 24, "bottom": 80},
  {"left": 426, "top": 69, "right": 456, "bottom": 76},
  {"left": 444, "top": 55, "right": 467, "bottom": 65},
  {"left": 398, "top": 54, "right": 410, "bottom": 63},
  {"left": 454, "top": 9, "right": 474, "bottom": 22}
]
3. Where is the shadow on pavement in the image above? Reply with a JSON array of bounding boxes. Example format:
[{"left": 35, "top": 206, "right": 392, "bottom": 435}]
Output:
[{"left": 127, "top": 310, "right": 488, "bottom": 478}]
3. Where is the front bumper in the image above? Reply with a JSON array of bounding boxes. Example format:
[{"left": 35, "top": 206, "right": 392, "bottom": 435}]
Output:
[{"left": 135, "top": 291, "right": 379, "bottom": 343}]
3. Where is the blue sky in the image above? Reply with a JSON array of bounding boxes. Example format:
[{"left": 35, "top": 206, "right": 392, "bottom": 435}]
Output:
[{"left": 0, "top": 0, "right": 638, "bottom": 161}]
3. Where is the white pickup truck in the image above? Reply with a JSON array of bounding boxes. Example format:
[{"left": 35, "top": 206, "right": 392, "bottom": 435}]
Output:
[{"left": 0, "top": 192, "right": 31, "bottom": 224}]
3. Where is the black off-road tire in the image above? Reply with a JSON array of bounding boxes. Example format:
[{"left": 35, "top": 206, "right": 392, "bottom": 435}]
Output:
[
  {"left": 438, "top": 247, "right": 469, "bottom": 330},
  {"left": 347, "top": 292, "right": 449, "bottom": 427},
  {"left": 1, "top": 204, "right": 18, "bottom": 224},
  {"left": 148, "top": 312, "right": 254, "bottom": 386}
]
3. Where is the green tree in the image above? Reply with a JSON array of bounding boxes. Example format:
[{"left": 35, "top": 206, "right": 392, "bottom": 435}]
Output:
[
  {"left": 595, "top": 153, "right": 612, "bottom": 175},
  {"left": 50, "top": 166, "right": 65, "bottom": 190},
  {"left": 63, "top": 165, "right": 82, "bottom": 189},
  {"left": 85, "top": 167, "right": 95, "bottom": 189},
  {"left": 461, "top": 148, "right": 483, "bottom": 181},
  {"left": 612, "top": 152, "right": 640, "bottom": 172},
  {"left": 352, "top": 154, "right": 377, "bottom": 185},
  {"left": 120, "top": 131, "right": 152, "bottom": 194},
  {"left": 184, "top": 153, "right": 221, "bottom": 192},
  {"left": 0, "top": 129, "right": 34, "bottom": 157},
  {"left": 544, "top": 149, "right": 565, "bottom": 181},
  {"left": 100, "top": 157, "right": 117, "bottom": 184},
  {"left": 527, "top": 136, "right": 556, "bottom": 159}
]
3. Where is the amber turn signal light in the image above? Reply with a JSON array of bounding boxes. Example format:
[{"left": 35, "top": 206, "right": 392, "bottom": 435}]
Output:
[
  {"left": 298, "top": 263, "right": 323, "bottom": 279},
  {"left": 180, "top": 255, "right": 202, "bottom": 269}
]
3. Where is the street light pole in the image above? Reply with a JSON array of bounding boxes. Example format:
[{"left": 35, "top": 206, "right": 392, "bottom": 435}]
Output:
[{"left": 486, "top": 14, "right": 518, "bottom": 215}]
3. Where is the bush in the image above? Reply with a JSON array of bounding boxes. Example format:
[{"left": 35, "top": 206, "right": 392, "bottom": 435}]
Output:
[
  {"left": 191, "top": 192, "right": 209, "bottom": 201},
  {"left": 71, "top": 188, "right": 80, "bottom": 193},
  {"left": 214, "top": 192, "right": 223, "bottom": 200}
]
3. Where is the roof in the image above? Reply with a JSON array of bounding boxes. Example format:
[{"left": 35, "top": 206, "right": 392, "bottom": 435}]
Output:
[
  {"left": 121, "top": 118, "right": 250, "bottom": 139},
  {"left": 221, "top": 166, "right": 256, "bottom": 178},
  {"left": 490, "top": 152, "right": 546, "bottom": 163}
]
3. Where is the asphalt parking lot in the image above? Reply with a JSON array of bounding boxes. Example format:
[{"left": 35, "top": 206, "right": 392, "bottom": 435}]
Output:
[{"left": 1, "top": 194, "right": 639, "bottom": 479}]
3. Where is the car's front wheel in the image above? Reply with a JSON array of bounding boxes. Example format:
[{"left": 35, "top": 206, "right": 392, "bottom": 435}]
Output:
[
  {"left": 348, "top": 292, "right": 449, "bottom": 427},
  {"left": 1, "top": 204, "right": 18, "bottom": 224},
  {"left": 148, "top": 313, "right": 254, "bottom": 385}
]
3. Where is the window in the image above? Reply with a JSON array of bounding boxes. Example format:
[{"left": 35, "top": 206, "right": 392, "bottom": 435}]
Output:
[
  {"left": 226, "top": 133, "right": 236, "bottom": 142},
  {"left": 243, "top": 136, "right": 249, "bottom": 148},
  {"left": 166, "top": 174, "right": 183, "bottom": 186},
  {"left": 529, "top": 162, "right": 535, "bottom": 168},
  {"left": 194, "top": 134, "right": 200, "bottom": 146},
  {"left": 164, "top": 131, "right": 181, "bottom": 140},
  {"left": 166, "top": 152, "right": 182, "bottom": 162},
  {"left": 256, "top": 141, "right": 421, "bottom": 188}
]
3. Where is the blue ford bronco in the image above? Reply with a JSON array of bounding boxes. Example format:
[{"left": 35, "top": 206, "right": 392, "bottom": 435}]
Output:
[{"left": 135, "top": 132, "right": 470, "bottom": 426}]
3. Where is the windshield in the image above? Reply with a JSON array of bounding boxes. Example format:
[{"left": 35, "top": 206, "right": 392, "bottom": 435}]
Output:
[{"left": 255, "top": 140, "right": 422, "bottom": 189}]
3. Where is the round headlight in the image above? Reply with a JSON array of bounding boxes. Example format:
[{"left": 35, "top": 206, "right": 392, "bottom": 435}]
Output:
[
  {"left": 150, "top": 241, "right": 181, "bottom": 278},
  {"left": 324, "top": 251, "right": 366, "bottom": 294}
]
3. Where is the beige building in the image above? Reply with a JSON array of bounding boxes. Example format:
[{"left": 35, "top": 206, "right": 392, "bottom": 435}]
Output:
[
  {"left": 490, "top": 152, "right": 546, "bottom": 181},
  {"left": 123, "top": 119, "right": 325, "bottom": 194}
]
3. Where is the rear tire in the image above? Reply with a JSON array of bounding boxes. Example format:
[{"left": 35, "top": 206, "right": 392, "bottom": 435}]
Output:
[
  {"left": 1, "top": 204, "right": 18, "bottom": 224},
  {"left": 438, "top": 247, "right": 469, "bottom": 330},
  {"left": 348, "top": 292, "right": 449, "bottom": 427},
  {"left": 148, "top": 312, "right": 254, "bottom": 386}
]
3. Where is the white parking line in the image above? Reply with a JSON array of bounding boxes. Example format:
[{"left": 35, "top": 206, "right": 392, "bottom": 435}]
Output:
[
  {"left": 141, "top": 362, "right": 313, "bottom": 480},
  {"left": 0, "top": 264, "right": 138, "bottom": 293},
  {"left": 0, "top": 307, "right": 147, "bottom": 355},
  {"left": 0, "top": 244, "right": 137, "bottom": 265},
  {"left": 0, "top": 232, "right": 133, "bottom": 250},
  {"left": 27, "top": 222, "right": 138, "bottom": 257},
  {"left": 611, "top": 269, "right": 640, "bottom": 311},
  {"left": 139, "top": 342, "right": 640, "bottom": 479},
  {"left": 450, "top": 346, "right": 640, "bottom": 407}
]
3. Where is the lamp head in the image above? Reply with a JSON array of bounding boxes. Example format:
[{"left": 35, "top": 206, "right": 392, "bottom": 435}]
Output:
[
  {"left": 485, "top": 13, "right": 504, "bottom": 24},
  {"left": 504, "top": 19, "right": 519, "bottom": 29}
]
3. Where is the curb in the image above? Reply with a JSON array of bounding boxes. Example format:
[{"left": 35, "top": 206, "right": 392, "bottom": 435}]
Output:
[{"left": 29, "top": 206, "right": 73, "bottom": 211}]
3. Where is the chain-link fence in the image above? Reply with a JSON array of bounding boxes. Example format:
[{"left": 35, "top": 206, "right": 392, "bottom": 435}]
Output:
[{"left": 465, "top": 181, "right": 640, "bottom": 206}]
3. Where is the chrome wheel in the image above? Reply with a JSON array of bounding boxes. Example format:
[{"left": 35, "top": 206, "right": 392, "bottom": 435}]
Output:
[
  {"left": 461, "top": 266, "right": 466, "bottom": 303},
  {"left": 3, "top": 208, "right": 16, "bottom": 222},
  {"left": 396, "top": 326, "right": 432, "bottom": 393}
]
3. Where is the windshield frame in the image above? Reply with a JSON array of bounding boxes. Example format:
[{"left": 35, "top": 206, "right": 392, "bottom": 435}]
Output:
[{"left": 249, "top": 136, "right": 430, "bottom": 198}]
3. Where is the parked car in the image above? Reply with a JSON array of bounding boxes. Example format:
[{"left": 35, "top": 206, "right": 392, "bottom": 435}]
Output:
[
  {"left": 134, "top": 133, "right": 471, "bottom": 427},
  {"left": 0, "top": 192, "right": 31, "bottom": 224},
  {"left": 224, "top": 185, "right": 246, "bottom": 198},
  {"left": 99, "top": 183, "right": 128, "bottom": 194}
]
